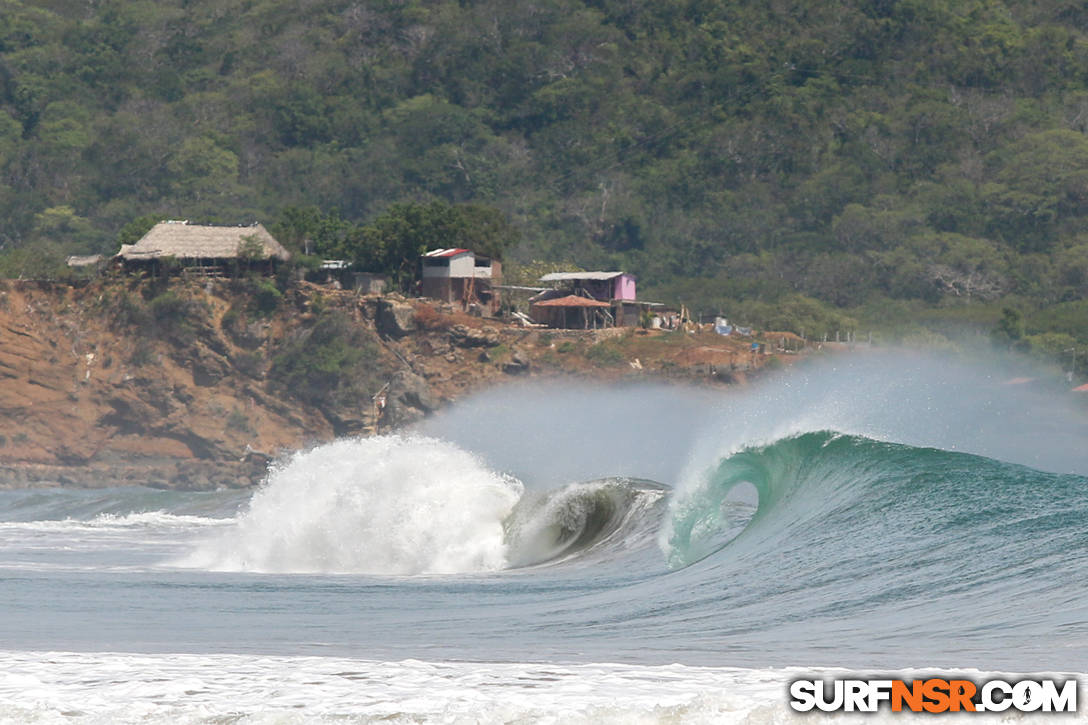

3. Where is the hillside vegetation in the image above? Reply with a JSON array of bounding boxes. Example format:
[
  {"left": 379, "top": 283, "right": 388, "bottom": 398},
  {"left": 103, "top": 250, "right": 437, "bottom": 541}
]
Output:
[{"left": 2, "top": 0, "right": 1088, "bottom": 365}]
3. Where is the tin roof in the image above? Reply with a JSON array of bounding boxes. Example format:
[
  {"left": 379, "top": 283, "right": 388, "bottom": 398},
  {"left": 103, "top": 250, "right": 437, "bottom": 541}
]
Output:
[
  {"left": 66, "top": 254, "right": 104, "bottom": 267},
  {"left": 423, "top": 248, "right": 471, "bottom": 258},
  {"left": 539, "top": 271, "right": 628, "bottom": 282}
]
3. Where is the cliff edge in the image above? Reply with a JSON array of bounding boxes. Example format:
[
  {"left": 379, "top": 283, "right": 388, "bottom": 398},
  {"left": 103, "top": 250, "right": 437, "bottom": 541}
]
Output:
[{"left": 0, "top": 277, "right": 785, "bottom": 489}]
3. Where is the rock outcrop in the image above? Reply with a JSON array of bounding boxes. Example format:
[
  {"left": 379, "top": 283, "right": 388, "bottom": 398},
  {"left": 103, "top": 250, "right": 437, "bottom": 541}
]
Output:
[
  {"left": 381, "top": 370, "right": 438, "bottom": 428},
  {"left": 376, "top": 299, "right": 417, "bottom": 337},
  {"left": 502, "top": 349, "right": 531, "bottom": 375},
  {"left": 0, "top": 279, "right": 774, "bottom": 489},
  {"left": 449, "top": 324, "right": 501, "bottom": 347}
]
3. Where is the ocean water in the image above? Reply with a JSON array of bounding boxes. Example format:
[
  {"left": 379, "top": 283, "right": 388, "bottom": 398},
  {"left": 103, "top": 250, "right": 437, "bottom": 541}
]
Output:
[{"left": 1, "top": 352, "right": 1087, "bottom": 723}]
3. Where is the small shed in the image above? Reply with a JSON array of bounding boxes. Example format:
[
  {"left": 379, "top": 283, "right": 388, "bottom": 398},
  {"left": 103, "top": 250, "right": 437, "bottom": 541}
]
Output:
[
  {"left": 66, "top": 254, "right": 105, "bottom": 272},
  {"left": 318, "top": 259, "right": 350, "bottom": 288},
  {"left": 420, "top": 248, "right": 501, "bottom": 312},
  {"left": 530, "top": 294, "right": 612, "bottom": 329},
  {"left": 354, "top": 272, "right": 388, "bottom": 295}
]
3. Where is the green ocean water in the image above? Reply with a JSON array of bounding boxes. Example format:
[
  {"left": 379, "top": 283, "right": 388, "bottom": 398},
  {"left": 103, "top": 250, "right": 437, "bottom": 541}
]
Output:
[{"left": 0, "top": 355, "right": 1086, "bottom": 722}]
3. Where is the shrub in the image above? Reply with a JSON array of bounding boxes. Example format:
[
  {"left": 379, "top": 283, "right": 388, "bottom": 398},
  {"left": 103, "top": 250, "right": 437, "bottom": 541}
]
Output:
[
  {"left": 221, "top": 305, "right": 241, "bottom": 332},
  {"left": 250, "top": 280, "right": 283, "bottom": 316},
  {"left": 130, "top": 340, "right": 156, "bottom": 366},
  {"left": 413, "top": 303, "right": 451, "bottom": 331},
  {"left": 226, "top": 408, "right": 253, "bottom": 434},
  {"left": 0, "top": 246, "right": 68, "bottom": 281},
  {"left": 149, "top": 290, "right": 188, "bottom": 323},
  {"left": 232, "top": 351, "right": 265, "bottom": 377},
  {"left": 585, "top": 342, "right": 625, "bottom": 365},
  {"left": 148, "top": 290, "right": 198, "bottom": 342},
  {"left": 269, "top": 313, "right": 384, "bottom": 406},
  {"left": 112, "top": 291, "right": 151, "bottom": 329}
]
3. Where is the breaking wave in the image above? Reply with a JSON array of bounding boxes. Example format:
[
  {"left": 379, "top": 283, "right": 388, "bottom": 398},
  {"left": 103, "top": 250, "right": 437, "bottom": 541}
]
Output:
[
  {"left": 658, "top": 428, "right": 1088, "bottom": 644},
  {"left": 178, "top": 435, "right": 671, "bottom": 576},
  {"left": 176, "top": 424, "right": 1088, "bottom": 586},
  {"left": 504, "top": 478, "right": 668, "bottom": 568},
  {"left": 180, "top": 436, "right": 522, "bottom": 575},
  {"left": 6, "top": 354, "right": 1088, "bottom": 670}
]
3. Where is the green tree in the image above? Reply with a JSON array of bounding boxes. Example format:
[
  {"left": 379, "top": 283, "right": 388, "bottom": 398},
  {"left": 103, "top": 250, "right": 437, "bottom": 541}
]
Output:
[
  {"left": 270, "top": 206, "right": 353, "bottom": 257},
  {"left": 984, "top": 130, "right": 1088, "bottom": 251},
  {"left": 30, "top": 205, "right": 102, "bottom": 251},
  {"left": 345, "top": 200, "right": 515, "bottom": 284},
  {"left": 0, "top": 112, "right": 22, "bottom": 167},
  {"left": 166, "top": 136, "right": 239, "bottom": 201},
  {"left": 992, "top": 307, "right": 1024, "bottom": 345},
  {"left": 116, "top": 214, "right": 161, "bottom": 247},
  {"left": 269, "top": 313, "right": 382, "bottom": 407}
]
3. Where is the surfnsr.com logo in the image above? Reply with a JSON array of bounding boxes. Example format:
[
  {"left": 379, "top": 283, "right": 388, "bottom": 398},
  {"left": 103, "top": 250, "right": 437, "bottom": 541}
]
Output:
[{"left": 789, "top": 678, "right": 1078, "bottom": 713}]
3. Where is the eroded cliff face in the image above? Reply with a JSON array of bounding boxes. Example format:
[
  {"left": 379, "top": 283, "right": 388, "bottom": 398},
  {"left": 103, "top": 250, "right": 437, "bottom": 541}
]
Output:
[
  {"left": 0, "top": 278, "right": 773, "bottom": 489},
  {"left": 0, "top": 280, "right": 325, "bottom": 487}
]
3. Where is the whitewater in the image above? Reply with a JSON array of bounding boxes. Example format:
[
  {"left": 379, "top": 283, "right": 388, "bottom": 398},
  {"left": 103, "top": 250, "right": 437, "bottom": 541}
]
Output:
[{"left": 1, "top": 352, "right": 1087, "bottom": 723}]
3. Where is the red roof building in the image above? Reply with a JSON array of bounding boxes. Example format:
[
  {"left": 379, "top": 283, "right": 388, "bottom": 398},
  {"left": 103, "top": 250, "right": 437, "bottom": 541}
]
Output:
[{"left": 420, "top": 248, "right": 501, "bottom": 313}]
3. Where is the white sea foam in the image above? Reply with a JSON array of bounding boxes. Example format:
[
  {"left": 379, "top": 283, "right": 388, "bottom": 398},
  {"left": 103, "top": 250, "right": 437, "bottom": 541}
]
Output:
[
  {"left": 178, "top": 435, "right": 524, "bottom": 575},
  {"left": 0, "top": 512, "right": 226, "bottom": 532},
  {"left": 0, "top": 511, "right": 232, "bottom": 573},
  {"left": 0, "top": 651, "right": 1079, "bottom": 725}
]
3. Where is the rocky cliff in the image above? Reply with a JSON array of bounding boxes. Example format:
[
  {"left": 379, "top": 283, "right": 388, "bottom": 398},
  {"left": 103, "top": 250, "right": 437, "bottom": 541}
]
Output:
[{"left": 0, "top": 277, "right": 780, "bottom": 489}]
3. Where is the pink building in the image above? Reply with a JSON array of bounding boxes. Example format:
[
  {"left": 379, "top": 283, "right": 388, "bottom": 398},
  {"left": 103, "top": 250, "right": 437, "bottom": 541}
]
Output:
[
  {"left": 613, "top": 273, "right": 637, "bottom": 301},
  {"left": 536, "top": 271, "right": 647, "bottom": 326},
  {"left": 538, "top": 271, "right": 637, "bottom": 301}
]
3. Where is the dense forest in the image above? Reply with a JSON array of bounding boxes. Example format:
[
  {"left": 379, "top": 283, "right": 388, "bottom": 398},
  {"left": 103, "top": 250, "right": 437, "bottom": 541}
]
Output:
[{"left": 2, "top": 0, "right": 1088, "bottom": 368}]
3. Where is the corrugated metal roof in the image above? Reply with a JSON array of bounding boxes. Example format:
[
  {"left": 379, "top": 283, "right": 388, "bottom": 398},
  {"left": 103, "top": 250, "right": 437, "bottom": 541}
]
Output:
[
  {"left": 423, "top": 248, "right": 471, "bottom": 258},
  {"left": 66, "top": 254, "right": 103, "bottom": 267},
  {"left": 531, "top": 295, "right": 611, "bottom": 308},
  {"left": 539, "top": 271, "right": 626, "bottom": 282}
]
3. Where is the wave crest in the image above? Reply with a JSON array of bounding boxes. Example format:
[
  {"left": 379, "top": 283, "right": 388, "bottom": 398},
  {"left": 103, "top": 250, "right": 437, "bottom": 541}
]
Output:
[
  {"left": 180, "top": 435, "right": 523, "bottom": 575},
  {"left": 661, "top": 431, "right": 856, "bottom": 568},
  {"left": 177, "top": 435, "right": 671, "bottom": 576}
]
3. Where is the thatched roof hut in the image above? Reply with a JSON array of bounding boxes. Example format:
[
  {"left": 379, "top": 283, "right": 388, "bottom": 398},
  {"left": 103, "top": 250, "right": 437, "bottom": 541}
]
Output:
[{"left": 117, "top": 221, "right": 290, "bottom": 262}]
